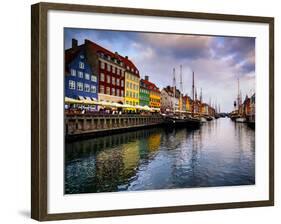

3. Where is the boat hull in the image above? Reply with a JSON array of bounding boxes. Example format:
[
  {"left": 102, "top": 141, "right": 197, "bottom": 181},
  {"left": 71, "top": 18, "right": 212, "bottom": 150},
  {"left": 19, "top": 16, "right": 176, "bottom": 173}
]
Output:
[{"left": 164, "top": 117, "right": 201, "bottom": 128}]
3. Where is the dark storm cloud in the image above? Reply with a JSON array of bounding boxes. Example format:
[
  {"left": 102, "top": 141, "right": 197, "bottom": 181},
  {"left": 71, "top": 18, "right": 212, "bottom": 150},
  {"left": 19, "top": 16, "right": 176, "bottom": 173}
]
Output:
[
  {"left": 212, "top": 37, "right": 255, "bottom": 74},
  {"left": 137, "top": 34, "right": 213, "bottom": 59}
]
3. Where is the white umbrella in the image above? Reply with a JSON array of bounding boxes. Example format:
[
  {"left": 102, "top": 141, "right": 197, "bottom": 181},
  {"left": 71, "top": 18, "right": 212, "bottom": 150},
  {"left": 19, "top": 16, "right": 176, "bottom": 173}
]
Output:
[{"left": 65, "top": 97, "right": 82, "bottom": 104}]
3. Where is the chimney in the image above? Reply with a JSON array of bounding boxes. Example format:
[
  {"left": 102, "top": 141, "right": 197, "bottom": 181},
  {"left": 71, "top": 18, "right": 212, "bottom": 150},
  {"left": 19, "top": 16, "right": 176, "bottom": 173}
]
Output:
[
  {"left": 145, "top": 75, "right": 149, "bottom": 81},
  {"left": 72, "top": 38, "right": 78, "bottom": 48},
  {"left": 125, "top": 56, "right": 128, "bottom": 59}
]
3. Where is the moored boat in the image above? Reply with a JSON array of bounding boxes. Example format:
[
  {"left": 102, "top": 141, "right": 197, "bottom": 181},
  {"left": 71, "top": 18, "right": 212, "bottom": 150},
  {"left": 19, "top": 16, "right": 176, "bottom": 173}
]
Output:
[
  {"left": 163, "top": 115, "right": 201, "bottom": 128},
  {"left": 236, "top": 117, "right": 246, "bottom": 123},
  {"left": 206, "top": 116, "right": 213, "bottom": 121},
  {"left": 200, "top": 117, "right": 207, "bottom": 123}
]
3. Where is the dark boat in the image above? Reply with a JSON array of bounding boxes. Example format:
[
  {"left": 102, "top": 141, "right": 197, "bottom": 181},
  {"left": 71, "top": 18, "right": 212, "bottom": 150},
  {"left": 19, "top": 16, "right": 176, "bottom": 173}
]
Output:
[
  {"left": 163, "top": 115, "right": 201, "bottom": 128},
  {"left": 206, "top": 116, "right": 213, "bottom": 121}
]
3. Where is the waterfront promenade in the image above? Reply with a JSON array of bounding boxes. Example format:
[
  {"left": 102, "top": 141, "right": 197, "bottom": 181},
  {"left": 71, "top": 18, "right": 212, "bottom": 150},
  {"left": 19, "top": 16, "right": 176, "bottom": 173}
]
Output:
[{"left": 65, "top": 113, "right": 164, "bottom": 139}]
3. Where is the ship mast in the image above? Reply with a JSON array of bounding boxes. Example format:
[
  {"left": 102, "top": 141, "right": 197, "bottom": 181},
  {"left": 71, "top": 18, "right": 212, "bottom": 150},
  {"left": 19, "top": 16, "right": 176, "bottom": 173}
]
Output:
[
  {"left": 192, "top": 70, "right": 195, "bottom": 117},
  {"left": 237, "top": 78, "right": 240, "bottom": 114},
  {"left": 173, "top": 68, "right": 176, "bottom": 114},
  {"left": 180, "top": 65, "right": 183, "bottom": 114}
]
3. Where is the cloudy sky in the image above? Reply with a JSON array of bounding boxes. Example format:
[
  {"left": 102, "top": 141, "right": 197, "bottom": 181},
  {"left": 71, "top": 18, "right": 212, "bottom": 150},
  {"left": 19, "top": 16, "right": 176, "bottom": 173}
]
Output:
[{"left": 65, "top": 28, "right": 255, "bottom": 112}]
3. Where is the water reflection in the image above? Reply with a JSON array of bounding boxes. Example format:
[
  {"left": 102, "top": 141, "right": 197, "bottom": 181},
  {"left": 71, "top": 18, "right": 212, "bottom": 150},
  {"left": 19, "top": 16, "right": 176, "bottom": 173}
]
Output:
[{"left": 65, "top": 118, "right": 255, "bottom": 194}]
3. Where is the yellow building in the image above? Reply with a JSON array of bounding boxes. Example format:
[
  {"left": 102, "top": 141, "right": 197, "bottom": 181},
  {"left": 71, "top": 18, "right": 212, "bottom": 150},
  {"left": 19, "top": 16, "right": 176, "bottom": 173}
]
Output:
[
  {"left": 186, "top": 96, "right": 192, "bottom": 112},
  {"left": 124, "top": 57, "right": 140, "bottom": 107},
  {"left": 178, "top": 95, "right": 183, "bottom": 111},
  {"left": 125, "top": 71, "right": 140, "bottom": 106}
]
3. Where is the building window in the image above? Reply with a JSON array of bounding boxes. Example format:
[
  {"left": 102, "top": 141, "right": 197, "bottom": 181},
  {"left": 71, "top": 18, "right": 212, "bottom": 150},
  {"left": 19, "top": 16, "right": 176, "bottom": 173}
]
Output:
[
  {"left": 112, "top": 77, "right": 116, "bottom": 85},
  {"left": 112, "top": 88, "right": 115, "bottom": 96},
  {"left": 121, "top": 71, "right": 124, "bottom": 77},
  {"left": 100, "top": 73, "right": 105, "bottom": 82},
  {"left": 101, "top": 62, "right": 105, "bottom": 69},
  {"left": 68, "top": 80, "right": 75, "bottom": 89},
  {"left": 77, "top": 82, "right": 83, "bottom": 91},
  {"left": 91, "top": 75, "right": 97, "bottom": 82},
  {"left": 84, "top": 84, "right": 90, "bottom": 92},
  {"left": 107, "top": 64, "right": 111, "bottom": 72},
  {"left": 112, "top": 67, "right": 116, "bottom": 74},
  {"left": 80, "top": 55, "right": 84, "bottom": 59},
  {"left": 116, "top": 89, "right": 120, "bottom": 96},
  {"left": 106, "top": 87, "right": 110, "bottom": 95},
  {"left": 91, "top": 85, "right": 96, "bottom": 93},
  {"left": 116, "top": 78, "right": 120, "bottom": 86},
  {"left": 121, "top": 80, "right": 124, "bottom": 87},
  {"left": 78, "top": 71, "right": 83, "bottom": 78},
  {"left": 79, "top": 62, "right": 84, "bottom": 69},
  {"left": 106, "top": 75, "right": 111, "bottom": 84},
  {"left": 100, "top": 85, "right": 104, "bottom": 93},
  {"left": 136, "top": 93, "right": 138, "bottom": 98},
  {"left": 121, "top": 90, "right": 124, "bottom": 97},
  {"left": 117, "top": 69, "right": 120, "bottom": 75},
  {"left": 130, "top": 83, "right": 132, "bottom": 89},
  {"left": 70, "top": 69, "right": 76, "bottom": 76},
  {"left": 85, "top": 73, "right": 90, "bottom": 80}
]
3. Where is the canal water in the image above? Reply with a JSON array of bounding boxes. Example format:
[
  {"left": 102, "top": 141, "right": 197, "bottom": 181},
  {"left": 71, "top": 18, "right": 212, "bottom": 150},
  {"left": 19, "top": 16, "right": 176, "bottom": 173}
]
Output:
[{"left": 65, "top": 118, "right": 255, "bottom": 194}]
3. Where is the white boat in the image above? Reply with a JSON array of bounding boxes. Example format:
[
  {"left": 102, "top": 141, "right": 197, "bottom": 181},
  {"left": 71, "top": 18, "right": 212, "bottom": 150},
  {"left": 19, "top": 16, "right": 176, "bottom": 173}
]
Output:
[
  {"left": 236, "top": 117, "right": 246, "bottom": 123},
  {"left": 200, "top": 117, "right": 207, "bottom": 123}
]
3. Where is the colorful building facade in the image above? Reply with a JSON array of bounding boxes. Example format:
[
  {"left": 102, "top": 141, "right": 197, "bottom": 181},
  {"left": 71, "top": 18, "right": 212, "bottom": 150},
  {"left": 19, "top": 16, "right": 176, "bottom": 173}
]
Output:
[
  {"left": 184, "top": 95, "right": 192, "bottom": 112},
  {"left": 124, "top": 57, "right": 140, "bottom": 106},
  {"left": 160, "top": 86, "right": 181, "bottom": 112},
  {"left": 139, "top": 79, "right": 150, "bottom": 106},
  {"left": 142, "top": 76, "right": 161, "bottom": 108},
  {"left": 65, "top": 48, "right": 98, "bottom": 102},
  {"left": 85, "top": 39, "right": 126, "bottom": 104}
]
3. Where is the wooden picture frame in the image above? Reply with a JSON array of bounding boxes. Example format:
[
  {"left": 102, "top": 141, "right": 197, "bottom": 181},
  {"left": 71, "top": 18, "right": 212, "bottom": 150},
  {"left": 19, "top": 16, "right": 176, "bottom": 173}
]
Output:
[{"left": 31, "top": 2, "right": 274, "bottom": 221}]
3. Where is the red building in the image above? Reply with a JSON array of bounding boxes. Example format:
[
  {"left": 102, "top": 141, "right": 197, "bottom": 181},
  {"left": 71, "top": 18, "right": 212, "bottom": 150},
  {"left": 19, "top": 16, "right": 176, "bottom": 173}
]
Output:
[{"left": 83, "top": 39, "right": 126, "bottom": 104}]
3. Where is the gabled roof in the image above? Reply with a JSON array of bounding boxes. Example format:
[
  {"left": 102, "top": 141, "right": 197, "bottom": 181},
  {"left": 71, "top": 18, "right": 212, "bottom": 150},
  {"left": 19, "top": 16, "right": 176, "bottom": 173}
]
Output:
[
  {"left": 142, "top": 79, "right": 160, "bottom": 93},
  {"left": 65, "top": 39, "right": 141, "bottom": 77},
  {"left": 120, "top": 55, "right": 139, "bottom": 77},
  {"left": 84, "top": 39, "right": 140, "bottom": 77},
  {"left": 65, "top": 45, "right": 83, "bottom": 73}
]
